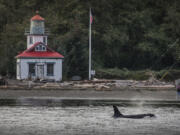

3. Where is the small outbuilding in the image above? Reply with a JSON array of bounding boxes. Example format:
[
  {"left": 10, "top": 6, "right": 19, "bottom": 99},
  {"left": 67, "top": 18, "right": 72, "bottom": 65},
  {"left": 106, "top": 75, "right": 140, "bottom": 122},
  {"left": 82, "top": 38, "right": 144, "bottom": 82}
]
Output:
[{"left": 16, "top": 13, "right": 64, "bottom": 81}]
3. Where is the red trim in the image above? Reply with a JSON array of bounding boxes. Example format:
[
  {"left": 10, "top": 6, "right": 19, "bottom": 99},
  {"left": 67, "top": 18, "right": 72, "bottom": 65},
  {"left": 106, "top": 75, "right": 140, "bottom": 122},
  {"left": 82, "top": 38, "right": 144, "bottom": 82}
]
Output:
[
  {"left": 25, "top": 42, "right": 42, "bottom": 52},
  {"left": 16, "top": 51, "right": 63, "bottom": 58},
  {"left": 16, "top": 42, "right": 64, "bottom": 58},
  {"left": 31, "top": 15, "right": 44, "bottom": 21}
]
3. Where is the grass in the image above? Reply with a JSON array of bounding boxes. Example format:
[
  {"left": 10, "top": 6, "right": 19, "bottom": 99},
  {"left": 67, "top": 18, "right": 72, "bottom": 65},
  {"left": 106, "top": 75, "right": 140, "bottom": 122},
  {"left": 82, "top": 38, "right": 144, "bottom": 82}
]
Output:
[{"left": 95, "top": 68, "right": 180, "bottom": 81}]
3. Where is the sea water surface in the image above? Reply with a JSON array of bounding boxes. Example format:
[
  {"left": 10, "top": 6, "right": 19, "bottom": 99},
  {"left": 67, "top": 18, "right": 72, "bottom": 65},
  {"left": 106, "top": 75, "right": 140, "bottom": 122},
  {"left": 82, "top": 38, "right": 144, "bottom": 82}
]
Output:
[{"left": 0, "top": 105, "right": 179, "bottom": 135}]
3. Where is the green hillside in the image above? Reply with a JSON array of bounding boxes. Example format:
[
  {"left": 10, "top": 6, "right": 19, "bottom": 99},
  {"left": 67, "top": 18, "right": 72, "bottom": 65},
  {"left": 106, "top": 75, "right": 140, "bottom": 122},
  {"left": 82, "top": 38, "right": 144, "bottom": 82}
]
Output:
[{"left": 0, "top": 0, "right": 180, "bottom": 79}]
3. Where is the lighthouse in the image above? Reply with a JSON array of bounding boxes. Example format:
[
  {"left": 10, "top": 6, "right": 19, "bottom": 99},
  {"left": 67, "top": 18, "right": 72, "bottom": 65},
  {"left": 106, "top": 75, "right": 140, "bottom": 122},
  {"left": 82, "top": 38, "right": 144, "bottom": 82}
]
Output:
[
  {"left": 16, "top": 13, "right": 64, "bottom": 81},
  {"left": 26, "top": 13, "right": 48, "bottom": 48}
]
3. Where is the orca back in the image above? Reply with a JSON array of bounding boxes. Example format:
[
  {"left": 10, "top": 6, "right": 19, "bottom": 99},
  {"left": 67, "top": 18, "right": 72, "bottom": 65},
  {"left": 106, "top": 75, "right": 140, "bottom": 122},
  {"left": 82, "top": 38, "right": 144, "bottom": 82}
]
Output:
[
  {"left": 113, "top": 105, "right": 123, "bottom": 118},
  {"left": 112, "top": 105, "right": 156, "bottom": 119}
]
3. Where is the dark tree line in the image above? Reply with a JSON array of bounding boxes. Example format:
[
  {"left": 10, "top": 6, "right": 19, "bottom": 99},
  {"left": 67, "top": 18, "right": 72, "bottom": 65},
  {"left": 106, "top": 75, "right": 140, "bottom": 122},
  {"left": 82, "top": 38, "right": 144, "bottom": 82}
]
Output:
[{"left": 0, "top": 0, "right": 180, "bottom": 79}]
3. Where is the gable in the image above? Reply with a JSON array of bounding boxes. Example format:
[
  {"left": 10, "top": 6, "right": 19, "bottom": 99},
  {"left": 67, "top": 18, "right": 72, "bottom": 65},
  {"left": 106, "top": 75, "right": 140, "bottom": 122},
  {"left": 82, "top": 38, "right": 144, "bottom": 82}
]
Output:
[
  {"left": 16, "top": 42, "right": 64, "bottom": 59},
  {"left": 26, "top": 42, "right": 50, "bottom": 52},
  {"left": 35, "top": 43, "right": 46, "bottom": 51}
]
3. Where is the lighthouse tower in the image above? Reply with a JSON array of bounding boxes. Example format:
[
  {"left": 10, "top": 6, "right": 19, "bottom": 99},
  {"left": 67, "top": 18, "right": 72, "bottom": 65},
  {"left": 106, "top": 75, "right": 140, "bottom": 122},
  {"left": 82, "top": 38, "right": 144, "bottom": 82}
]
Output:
[
  {"left": 26, "top": 12, "right": 48, "bottom": 48},
  {"left": 16, "top": 13, "right": 64, "bottom": 81}
]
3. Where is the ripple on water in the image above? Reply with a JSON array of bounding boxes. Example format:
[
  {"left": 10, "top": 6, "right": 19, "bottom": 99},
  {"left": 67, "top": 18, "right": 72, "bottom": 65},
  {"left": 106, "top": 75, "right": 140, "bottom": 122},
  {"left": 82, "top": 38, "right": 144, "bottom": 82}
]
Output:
[{"left": 0, "top": 106, "right": 179, "bottom": 135}]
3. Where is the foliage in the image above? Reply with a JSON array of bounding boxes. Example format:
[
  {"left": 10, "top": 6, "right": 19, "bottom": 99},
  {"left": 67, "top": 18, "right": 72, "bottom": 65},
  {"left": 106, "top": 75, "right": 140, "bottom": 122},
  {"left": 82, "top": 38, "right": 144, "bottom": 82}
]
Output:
[
  {"left": 155, "top": 69, "right": 180, "bottom": 81},
  {"left": 0, "top": 0, "right": 180, "bottom": 79},
  {"left": 96, "top": 68, "right": 150, "bottom": 80},
  {"left": 96, "top": 68, "right": 180, "bottom": 81}
]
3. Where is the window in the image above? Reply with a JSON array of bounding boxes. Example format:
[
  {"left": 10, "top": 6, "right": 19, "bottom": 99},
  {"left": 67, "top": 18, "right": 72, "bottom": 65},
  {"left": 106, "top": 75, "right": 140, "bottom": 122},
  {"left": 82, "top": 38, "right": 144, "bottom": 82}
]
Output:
[
  {"left": 35, "top": 44, "right": 46, "bottom": 51},
  {"left": 42, "top": 46, "right": 46, "bottom": 51},
  {"left": 47, "top": 63, "right": 54, "bottom": 76},
  {"left": 43, "top": 37, "right": 46, "bottom": 44},
  {"left": 29, "top": 63, "right": 35, "bottom": 76},
  {"left": 32, "top": 21, "right": 44, "bottom": 27},
  {"left": 29, "top": 37, "right": 33, "bottom": 44},
  {"left": 35, "top": 46, "right": 39, "bottom": 51},
  {"left": 39, "top": 45, "right": 42, "bottom": 50}
]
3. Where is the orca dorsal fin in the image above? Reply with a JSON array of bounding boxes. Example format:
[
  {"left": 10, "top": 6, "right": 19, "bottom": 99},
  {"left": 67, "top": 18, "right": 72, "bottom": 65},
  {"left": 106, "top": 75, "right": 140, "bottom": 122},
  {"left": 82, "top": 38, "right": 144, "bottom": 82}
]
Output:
[{"left": 113, "top": 105, "right": 123, "bottom": 118}]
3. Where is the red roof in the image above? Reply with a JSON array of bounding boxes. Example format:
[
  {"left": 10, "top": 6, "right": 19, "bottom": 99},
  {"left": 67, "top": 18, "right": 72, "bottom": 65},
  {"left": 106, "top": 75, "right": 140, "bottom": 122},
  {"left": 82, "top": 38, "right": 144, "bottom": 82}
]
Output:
[
  {"left": 31, "top": 14, "right": 44, "bottom": 21},
  {"left": 16, "top": 42, "right": 64, "bottom": 59}
]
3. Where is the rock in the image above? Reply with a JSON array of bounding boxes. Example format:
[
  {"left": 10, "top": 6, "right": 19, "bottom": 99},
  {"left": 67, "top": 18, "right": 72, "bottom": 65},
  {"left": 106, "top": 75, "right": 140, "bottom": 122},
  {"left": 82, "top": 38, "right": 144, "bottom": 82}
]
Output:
[
  {"left": 175, "top": 79, "right": 180, "bottom": 86},
  {"left": 93, "top": 78, "right": 99, "bottom": 81},
  {"left": 72, "top": 76, "right": 82, "bottom": 81}
]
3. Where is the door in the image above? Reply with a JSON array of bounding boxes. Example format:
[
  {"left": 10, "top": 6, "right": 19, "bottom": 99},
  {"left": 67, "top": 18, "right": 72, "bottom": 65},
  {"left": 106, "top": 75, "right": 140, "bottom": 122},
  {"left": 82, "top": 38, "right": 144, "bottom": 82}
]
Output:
[{"left": 37, "top": 65, "right": 44, "bottom": 79}]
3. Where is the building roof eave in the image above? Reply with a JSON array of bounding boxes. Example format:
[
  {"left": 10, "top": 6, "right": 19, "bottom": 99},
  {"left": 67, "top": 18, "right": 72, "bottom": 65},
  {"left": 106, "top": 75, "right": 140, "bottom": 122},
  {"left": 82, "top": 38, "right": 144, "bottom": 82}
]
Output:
[{"left": 16, "top": 57, "right": 64, "bottom": 59}]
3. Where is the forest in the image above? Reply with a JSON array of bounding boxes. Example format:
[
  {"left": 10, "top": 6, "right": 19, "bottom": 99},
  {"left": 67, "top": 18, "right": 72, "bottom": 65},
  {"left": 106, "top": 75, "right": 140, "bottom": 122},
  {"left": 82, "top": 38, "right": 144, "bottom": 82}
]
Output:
[{"left": 0, "top": 0, "right": 180, "bottom": 80}]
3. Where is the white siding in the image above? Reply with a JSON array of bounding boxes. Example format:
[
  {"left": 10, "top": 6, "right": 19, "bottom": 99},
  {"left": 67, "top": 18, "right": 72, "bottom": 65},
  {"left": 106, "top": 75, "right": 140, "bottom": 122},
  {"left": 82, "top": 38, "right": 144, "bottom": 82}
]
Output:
[
  {"left": 17, "top": 58, "right": 62, "bottom": 81},
  {"left": 27, "top": 35, "right": 47, "bottom": 48}
]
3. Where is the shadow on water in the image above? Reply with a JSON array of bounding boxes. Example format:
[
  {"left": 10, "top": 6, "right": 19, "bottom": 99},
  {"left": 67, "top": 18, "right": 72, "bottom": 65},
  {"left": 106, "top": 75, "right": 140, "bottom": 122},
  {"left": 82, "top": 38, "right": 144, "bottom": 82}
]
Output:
[
  {"left": 0, "top": 99, "right": 17, "bottom": 106},
  {"left": 0, "top": 98, "right": 179, "bottom": 107}
]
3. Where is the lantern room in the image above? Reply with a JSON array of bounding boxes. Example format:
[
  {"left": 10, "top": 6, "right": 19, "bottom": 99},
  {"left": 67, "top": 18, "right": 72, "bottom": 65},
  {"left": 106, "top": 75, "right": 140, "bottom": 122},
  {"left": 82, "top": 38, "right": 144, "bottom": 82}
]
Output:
[{"left": 30, "top": 14, "right": 45, "bottom": 35}]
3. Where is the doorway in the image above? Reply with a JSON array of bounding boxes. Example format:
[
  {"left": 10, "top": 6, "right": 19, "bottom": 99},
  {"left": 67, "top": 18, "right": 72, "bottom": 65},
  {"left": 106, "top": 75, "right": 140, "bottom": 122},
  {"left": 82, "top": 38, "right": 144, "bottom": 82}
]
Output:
[{"left": 37, "top": 65, "right": 44, "bottom": 79}]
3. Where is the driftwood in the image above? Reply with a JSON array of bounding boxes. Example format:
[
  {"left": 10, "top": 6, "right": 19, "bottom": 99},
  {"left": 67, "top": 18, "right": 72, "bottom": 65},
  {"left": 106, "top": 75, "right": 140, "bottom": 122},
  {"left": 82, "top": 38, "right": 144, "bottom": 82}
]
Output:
[
  {"left": 0, "top": 78, "right": 175, "bottom": 91},
  {"left": 79, "top": 80, "right": 115, "bottom": 84}
]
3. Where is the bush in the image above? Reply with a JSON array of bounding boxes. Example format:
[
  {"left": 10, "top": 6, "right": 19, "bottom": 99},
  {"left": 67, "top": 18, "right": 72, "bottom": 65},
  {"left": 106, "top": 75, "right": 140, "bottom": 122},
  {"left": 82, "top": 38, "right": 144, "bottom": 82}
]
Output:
[
  {"left": 96, "top": 68, "right": 180, "bottom": 81},
  {"left": 155, "top": 69, "right": 180, "bottom": 81},
  {"left": 95, "top": 68, "right": 151, "bottom": 80}
]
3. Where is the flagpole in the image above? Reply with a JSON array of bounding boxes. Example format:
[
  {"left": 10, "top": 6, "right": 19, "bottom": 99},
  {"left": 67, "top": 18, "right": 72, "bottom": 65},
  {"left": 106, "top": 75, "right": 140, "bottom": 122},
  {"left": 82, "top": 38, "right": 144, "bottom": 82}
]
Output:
[{"left": 89, "top": 8, "right": 92, "bottom": 80}]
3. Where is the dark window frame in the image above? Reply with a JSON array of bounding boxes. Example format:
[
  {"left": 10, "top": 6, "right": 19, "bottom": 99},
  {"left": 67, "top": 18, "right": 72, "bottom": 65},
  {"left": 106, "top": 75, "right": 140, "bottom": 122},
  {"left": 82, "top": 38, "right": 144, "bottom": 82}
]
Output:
[
  {"left": 47, "top": 63, "right": 54, "bottom": 76},
  {"left": 29, "top": 63, "right": 36, "bottom": 77},
  {"left": 29, "top": 36, "right": 33, "bottom": 44},
  {"left": 35, "top": 44, "right": 46, "bottom": 51},
  {"left": 43, "top": 37, "right": 46, "bottom": 44}
]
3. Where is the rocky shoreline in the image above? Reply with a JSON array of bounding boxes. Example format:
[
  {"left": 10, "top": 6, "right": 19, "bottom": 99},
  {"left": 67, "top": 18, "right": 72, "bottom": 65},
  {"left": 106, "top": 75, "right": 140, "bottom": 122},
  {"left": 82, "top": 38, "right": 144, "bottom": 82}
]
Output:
[
  {"left": 0, "top": 79, "right": 178, "bottom": 101},
  {"left": 0, "top": 79, "right": 175, "bottom": 91}
]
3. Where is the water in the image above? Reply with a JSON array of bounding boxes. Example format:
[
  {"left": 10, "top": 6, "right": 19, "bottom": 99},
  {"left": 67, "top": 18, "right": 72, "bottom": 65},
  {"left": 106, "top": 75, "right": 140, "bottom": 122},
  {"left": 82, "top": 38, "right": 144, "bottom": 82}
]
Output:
[{"left": 0, "top": 106, "right": 179, "bottom": 135}]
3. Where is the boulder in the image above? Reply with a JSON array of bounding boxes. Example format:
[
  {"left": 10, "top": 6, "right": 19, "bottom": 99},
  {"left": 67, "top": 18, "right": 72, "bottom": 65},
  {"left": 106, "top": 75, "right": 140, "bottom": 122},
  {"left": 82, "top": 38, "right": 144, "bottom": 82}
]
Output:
[{"left": 72, "top": 76, "right": 82, "bottom": 81}]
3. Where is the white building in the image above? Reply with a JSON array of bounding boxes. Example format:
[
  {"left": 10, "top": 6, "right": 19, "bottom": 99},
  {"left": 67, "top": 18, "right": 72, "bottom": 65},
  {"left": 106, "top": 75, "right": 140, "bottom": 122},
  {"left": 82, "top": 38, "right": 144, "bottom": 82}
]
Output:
[{"left": 16, "top": 13, "right": 64, "bottom": 81}]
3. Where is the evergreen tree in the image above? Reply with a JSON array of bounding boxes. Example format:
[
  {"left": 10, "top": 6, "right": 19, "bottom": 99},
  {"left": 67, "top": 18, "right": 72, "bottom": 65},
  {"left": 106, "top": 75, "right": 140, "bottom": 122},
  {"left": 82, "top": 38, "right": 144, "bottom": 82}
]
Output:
[{"left": 0, "top": 0, "right": 180, "bottom": 78}]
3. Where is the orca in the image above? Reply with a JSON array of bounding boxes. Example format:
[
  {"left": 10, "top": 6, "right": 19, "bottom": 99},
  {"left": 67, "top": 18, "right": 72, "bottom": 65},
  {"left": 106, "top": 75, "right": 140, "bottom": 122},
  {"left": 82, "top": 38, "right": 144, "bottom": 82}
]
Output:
[{"left": 113, "top": 105, "right": 155, "bottom": 119}]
